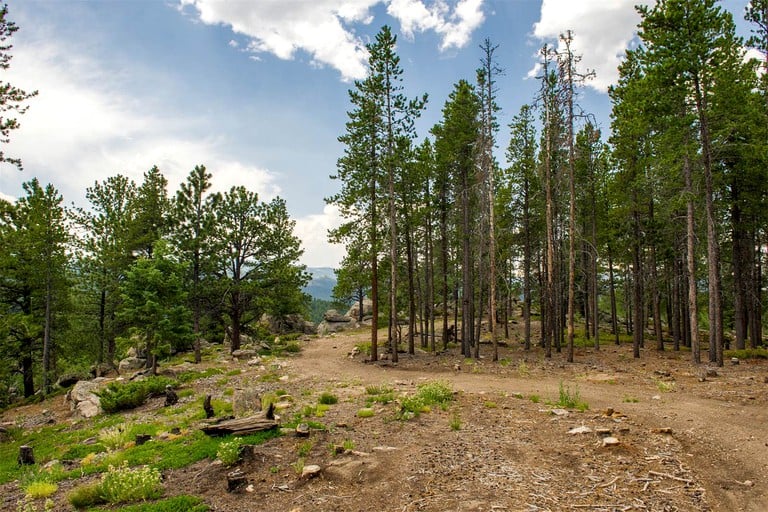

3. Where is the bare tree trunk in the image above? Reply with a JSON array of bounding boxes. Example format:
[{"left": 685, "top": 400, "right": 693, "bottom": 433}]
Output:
[
  {"left": 608, "top": 246, "right": 619, "bottom": 345},
  {"left": 684, "top": 153, "right": 700, "bottom": 364}
]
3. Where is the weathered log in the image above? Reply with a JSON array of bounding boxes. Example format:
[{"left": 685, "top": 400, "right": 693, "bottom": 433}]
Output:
[
  {"left": 18, "top": 445, "right": 34, "bottom": 465},
  {"left": 203, "top": 394, "right": 214, "bottom": 419},
  {"left": 201, "top": 414, "right": 278, "bottom": 436}
]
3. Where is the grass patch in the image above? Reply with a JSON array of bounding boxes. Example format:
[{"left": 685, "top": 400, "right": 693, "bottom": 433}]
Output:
[
  {"left": 92, "top": 495, "right": 210, "bottom": 512},
  {"left": 398, "top": 380, "right": 454, "bottom": 420},
  {"left": 24, "top": 480, "right": 58, "bottom": 499},
  {"left": 318, "top": 392, "right": 338, "bottom": 405},
  {"left": 356, "top": 408, "right": 375, "bottom": 418},
  {"left": 297, "top": 440, "right": 314, "bottom": 457},
  {"left": 725, "top": 348, "right": 768, "bottom": 360},
  {"left": 176, "top": 367, "right": 225, "bottom": 384},
  {"left": 216, "top": 437, "right": 242, "bottom": 466},
  {"left": 100, "top": 462, "right": 162, "bottom": 504},
  {"left": 623, "top": 396, "right": 639, "bottom": 403},
  {"left": 449, "top": 414, "right": 462, "bottom": 431},
  {"left": 656, "top": 380, "right": 676, "bottom": 393},
  {"left": 483, "top": 401, "right": 498, "bottom": 409},
  {"left": 529, "top": 394, "right": 540, "bottom": 403},
  {"left": 556, "top": 381, "right": 589, "bottom": 411}
]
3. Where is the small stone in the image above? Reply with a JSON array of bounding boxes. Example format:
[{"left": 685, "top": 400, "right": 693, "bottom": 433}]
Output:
[
  {"left": 602, "top": 437, "right": 620, "bottom": 447},
  {"left": 706, "top": 368, "right": 718, "bottom": 377},
  {"left": 596, "top": 428, "right": 612, "bottom": 436},
  {"left": 550, "top": 408, "right": 569, "bottom": 416},
  {"left": 372, "top": 446, "right": 398, "bottom": 452},
  {"left": 301, "top": 464, "right": 321, "bottom": 478},
  {"left": 279, "top": 375, "right": 290, "bottom": 382},
  {"left": 247, "top": 357, "right": 262, "bottom": 366},
  {"left": 245, "top": 484, "right": 255, "bottom": 493},
  {"left": 568, "top": 426, "right": 593, "bottom": 435},
  {"left": 731, "top": 357, "right": 740, "bottom": 365},
  {"left": 653, "top": 427, "right": 673, "bottom": 434},
  {"left": 743, "top": 480, "right": 754, "bottom": 487},
  {"left": 651, "top": 395, "right": 661, "bottom": 400}
]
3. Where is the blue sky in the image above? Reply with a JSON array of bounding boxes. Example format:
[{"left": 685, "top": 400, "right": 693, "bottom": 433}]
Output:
[{"left": 1, "top": 0, "right": 755, "bottom": 267}]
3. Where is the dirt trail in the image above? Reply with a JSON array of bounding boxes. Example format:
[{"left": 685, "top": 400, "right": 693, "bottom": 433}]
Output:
[{"left": 290, "top": 331, "right": 768, "bottom": 511}]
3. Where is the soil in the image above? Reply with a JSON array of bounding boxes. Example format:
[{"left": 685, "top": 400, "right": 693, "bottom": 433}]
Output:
[{"left": 3, "top": 326, "right": 768, "bottom": 512}]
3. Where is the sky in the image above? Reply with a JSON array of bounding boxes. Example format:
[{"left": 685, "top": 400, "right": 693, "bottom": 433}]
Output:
[{"left": 1, "top": 0, "right": 756, "bottom": 268}]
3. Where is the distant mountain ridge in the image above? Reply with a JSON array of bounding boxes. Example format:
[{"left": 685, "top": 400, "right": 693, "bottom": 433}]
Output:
[{"left": 303, "top": 267, "right": 337, "bottom": 301}]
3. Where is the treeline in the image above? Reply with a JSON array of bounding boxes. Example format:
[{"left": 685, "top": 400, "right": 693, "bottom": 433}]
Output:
[
  {"left": 0, "top": 165, "right": 309, "bottom": 402},
  {"left": 329, "top": 1, "right": 768, "bottom": 366}
]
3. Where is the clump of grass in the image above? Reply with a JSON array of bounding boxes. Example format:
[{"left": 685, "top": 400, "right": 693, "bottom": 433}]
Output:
[
  {"left": 517, "top": 360, "right": 530, "bottom": 377},
  {"left": 98, "top": 377, "right": 176, "bottom": 414},
  {"left": 100, "top": 462, "right": 162, "bottom": 504},
  {"left": 24, "top": 481, "right": 58, "bottom": 499},
  {"left": 725, "top": 348, "right": 768, "bottom": 360},
  {"left": 656, "top": 380, "right": 676, "bottom": 393},
  {"left": 483, "top": 401, "right": 498, "bottom": 409},
  {"left": 297, "top": 440, "right": 314, "bottom": 457},
  {"left": 216, "top": 437, "right": 243, "bottom": 466},
  {"left": 99, "top": 425, "right": 130, "bottom": 451},
  {"left": 449, "top": 414, "right": 462, "bottom": 431},
  {"left": 557, "top": 381, "right": 589, "bottom": 411},
  {"left": 67, "top": 482, "right": 105, "bottom": 509},
  {"left": 355, "top": 342, "right": 372, "bottom": 356},
  {"left": 357, "top": 408, "right": 375, "bottom": 418},
  {"left": 623, "top": 396, "right": 639, "bottom": 403},
  {"left": 291, "top": 458, "right": 305, "bottom": 475},
  {"left": 99, "top": 495, "right": 210, "bottom": 512},
  {"left": 398, "top": 380, "right": 454, "bottom": 419},
  {"left": 318, "top": 392, "right": 338, "bottom": 405},
  {"left": 529, "top": 394, "right": 541, "bottom": 403}
]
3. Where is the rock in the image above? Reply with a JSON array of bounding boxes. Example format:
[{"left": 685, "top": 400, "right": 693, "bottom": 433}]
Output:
[
  {"left": 301, "top": 464, "right": 322, "bottom": 478},
  {"left": 232, "top": 349, "right": 259, "bottom": 359},
  {"left": 602, "top": 437, "right": 621, "bottom": 447},
  {"left": 653, "top": 427, "right": 673, "bottom": 434},
  {"left": 56, "top": 373, "right": 80, "bottom": 389},
  {"left": 550, "top": 409, "right": 569, "bottom": 416},
  {"left": 568, "top": 425, "right": 593, "bottom": 435},
  {"left": 247, "top": 357, "right": 262, "bottom": 366},
  {"left": 706, "top": 368, "right": 718, "bottom": 377},
  {"left": 596, "top": 428, "right": 612, "bottom": 436},
  {"left": 296, "top": 423, "right": 310, "bottom": 437},
  {"left": 232, "top": 389, "right": 262, "bottom": 417},
  {"left": 324, "top": 310, "right": 352, "bottom": 323},
  {"left": 227, "top": 469, "right": 248, "bottom": 492},
  {"left": 604, "top": 407, "right": 614, "bottom": 417},
  {"left": 67, "top": 380, "right": 104, "bottom": 418},
  {"left": 731, "top": 357, "right": 740, "bottom": 365},
  {"left": 164, "top": 386, "right": 178, "bottom": 407},
  {"left": 118, "top": 356, "right": 146, "bottom": 372},
  {"left": 346, "top": 298, "right": 373, "bottom": 321},
  {"left": 90, "top": 362, "right": 117, "bottom": 378}
]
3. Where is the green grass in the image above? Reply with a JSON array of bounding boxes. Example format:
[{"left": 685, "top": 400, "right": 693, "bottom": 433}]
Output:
[
  {"left": 88, "top": 495, "right": 209, "bottom": 511},
  {"left": 725, "top": 348, "right": 768, "bottom": 359},
  {"left": 356, "top": 408, "right": 375, "bottom": 418},
  {"left": 318, "top": 392, "right": 338, "bottom": 405},
  {"left": 449, "top": 414, "right": 462, "bottom": 431},
  {"left": 176, "top": 367, "right": 225, "bottom": 383},
  {"left": 556, "top": 381, "right": 589, "bottom": 411},
  {"left": 656, "top": 380, "right": 676, "bottom": 393},
  {"left": 623, "top": 396, "right": 639, "bottom": 403},
  {"left": 398, "top": 380, "right": 454, "bottom": 419},
  {"left": 24, "top": 480, "right": 58, "bottom": 499}
]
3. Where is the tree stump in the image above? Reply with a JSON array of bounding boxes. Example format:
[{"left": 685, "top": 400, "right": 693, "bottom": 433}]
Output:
[
  {"left": 227, "top": 469, "right": 247, "bottom": 492},
  {"left": 203, "top": 394, "right": 214, "bottom": 419},
  {"left": 135, "top": 434, "right": 152, "bottom": 446},
  {"left": 18, "top": 445, "right": 34, "bottom": 465},
  {"left": 164, "top": 385, "right": 178, "bottom": 407}
]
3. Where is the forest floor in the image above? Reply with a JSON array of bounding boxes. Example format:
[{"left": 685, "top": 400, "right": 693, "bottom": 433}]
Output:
[{"left": 3, "top": 323, "right": 768, "bottom": 512}]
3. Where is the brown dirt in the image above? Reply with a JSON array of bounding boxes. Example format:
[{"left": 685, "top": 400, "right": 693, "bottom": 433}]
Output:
[{"left": 3, "top": 328, "right": 768, "bottom": 512}]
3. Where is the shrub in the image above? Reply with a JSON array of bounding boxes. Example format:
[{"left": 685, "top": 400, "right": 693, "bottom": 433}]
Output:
[
  {"left": 68, "top": 482, "right": 105, "bottom": 509},
  {"left": 557, "top": 381, "right": 589, "bottom": 411},
  {"left": 99, "top": 377, "right": 176, "bottom": 414},
  {"left": 99, "top": 425, "right": 130, "bottom": 451},
  {"left": 415, "top": 381, "right": 453, "bottom": 406},
  {"left": 15, "top": 497, "right": 54, "bottom": 512},
  {"left": 24, "top": 481, "right": 58, "bottom": 499},
  {"left": 318, "top": 392, "right": 338, "bottom": 405},
  {"left": 356, "top": 408, "right": 375, "bottom": 418},
  {"left": 100, "top": 462, "right": 162, "bottom": 504},
  {"left": 216, "top": 437, "right": 242, "bottom": 466}
]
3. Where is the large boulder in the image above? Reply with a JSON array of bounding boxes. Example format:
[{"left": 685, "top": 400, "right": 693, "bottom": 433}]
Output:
[
  {"left": 346, "top": 299, "right": 374, "bottom": 321},
  {"left": 66, "top": 380, "right": 104, "bottom": 418},
  {"left": 324, "top": 310, "right": 353, "bottom": 323},
  {"left": 118, "top": 356, "right": 146, "bottom": 372},
  {"left": 317, "top": 309, "right": 359, "bottom": 336}
]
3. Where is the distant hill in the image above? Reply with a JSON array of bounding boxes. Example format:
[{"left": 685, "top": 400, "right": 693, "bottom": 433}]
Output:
[{"left": 303, "top": 267, "right": 337, "bottom": 301}]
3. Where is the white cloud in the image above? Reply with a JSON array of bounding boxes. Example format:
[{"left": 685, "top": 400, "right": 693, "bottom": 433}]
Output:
[
  {"left": 0, "top": 39, "right": 280, "bottom": 207},
  {"left": 179, "top": 0, "right": 486, "bottom": 81},
  {"left": 531, "top": 0, "right": 650, "bottom": 91},
  {"left": 294, "top": 204, "right": 346, "bottom": 268},
  {"left": 389, "top": 0, "right": 485, "bottom": 50},
  {"left": 179, "top": 0, "right": 379, "bottom": 81}
]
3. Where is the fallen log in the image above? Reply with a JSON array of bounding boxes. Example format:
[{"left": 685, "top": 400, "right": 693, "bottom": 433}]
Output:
[{"left": 202, "top": 412, "right": 278, "bottom": 437}]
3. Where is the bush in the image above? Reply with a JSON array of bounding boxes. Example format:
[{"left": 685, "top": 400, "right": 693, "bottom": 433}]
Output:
[
  {"left": 216, "top": 437, "right": 242, "bottom": 466},
  {"left": 318, "top": 392, "right": 338, "bottom": 405},
  {"left": 100, "top": 462, "right": 162, "bottom": 504},
  {"left": 99, "top": 377, "right": 176, "bottom": 414},
  {"left": 68, "top": 482, "right": 105, "bottom": 509},
  {"left": 24, "top": 481, "right": 58, "bottom": 499},
  {"left": 557, "top": 381, "right": 589, "bottom": 411}
]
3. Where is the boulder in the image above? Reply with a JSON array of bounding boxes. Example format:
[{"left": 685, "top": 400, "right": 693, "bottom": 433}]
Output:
[
  {"left": 118, "top": 356, "right": 146, "bottom": 372},
  {"left": 346, "top": 299, "right": 373, "bottom": 321},
  {"left": 56, "top": 373, "right": 80, "bottom": 389},
  {"left": 324, "top": 310, "right": 353, "bottom": 323},
  {"left": 67, "top": 380, "right": 103, "bottom": 418}
]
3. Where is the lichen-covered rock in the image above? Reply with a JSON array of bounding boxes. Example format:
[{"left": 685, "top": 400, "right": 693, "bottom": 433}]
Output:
[{"left": 67, "top": 380, "right": 103, "bottom": 418}]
